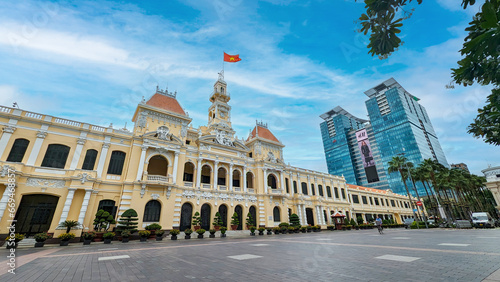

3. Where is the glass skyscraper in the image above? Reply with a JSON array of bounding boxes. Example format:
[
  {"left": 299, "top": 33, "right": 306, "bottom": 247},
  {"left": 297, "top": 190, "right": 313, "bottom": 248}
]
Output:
[{"left": 320, "top": 78, "right": 449, "bottom": 196}]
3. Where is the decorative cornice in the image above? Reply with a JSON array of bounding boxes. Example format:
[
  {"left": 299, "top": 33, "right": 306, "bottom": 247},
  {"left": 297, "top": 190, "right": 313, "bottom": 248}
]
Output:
[
  {"left": 2, "top": 125, "right": 16, "bottom": 134},
  {"left": 77, "top": 138, "right": 87, "bottom": 145},
  {"left": 36, "top": 130, "right": 48, "bottom": 139}
]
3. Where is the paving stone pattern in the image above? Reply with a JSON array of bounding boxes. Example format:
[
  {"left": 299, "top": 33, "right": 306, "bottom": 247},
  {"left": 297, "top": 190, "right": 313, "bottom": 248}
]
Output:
[{"left": 1, "top": 228, "right": 500, "bottom": 281}]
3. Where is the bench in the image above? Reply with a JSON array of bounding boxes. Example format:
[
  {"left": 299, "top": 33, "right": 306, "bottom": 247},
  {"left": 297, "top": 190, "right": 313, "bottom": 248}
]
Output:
[{"left": 455, "top": 220, "right": 472, "bottom": 229}]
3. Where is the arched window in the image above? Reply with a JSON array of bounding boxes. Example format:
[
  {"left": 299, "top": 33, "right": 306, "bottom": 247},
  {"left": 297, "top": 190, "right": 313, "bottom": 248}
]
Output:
[
  {"left": 285, "top": 178, "right": 290, "bottom": 193},
  {"left": 293, "top": 181, "right": 298, "bottom": 194},
  {"left": 326, "top": 186, "right": 332, "bottom": 198},
  {"left": 311, "top": 184, "right": 315, "bottom": 196},
  {"left": 273, "top": 207, "right": 280, "bottom": 222},
  {"left": 201, "top": 165, "right": 211, "bottom": 184},
  {"left": 301, "top": 182, "right": 308, "bottom": 195},
  {"left": 246, "top": 172, "right": 254, "bottom": 188},
  {"left": 341, "top": 188, "right": 346, "bottom": 199},
  {"left": 7, "top": 138, "right": 29, "bottom": 162},
  {"left": 183, "top": 162, "right": 195, "bottom": 182},
  {"left": 41, "top": 144, "right": 70, "bottom": 168},
  {"left": 268, "top": 174, "right": 277, "bottom": 189},
  {"left": 107, "top": 151, "right": 126, "bottom": 175},
  {"left": 98, "top": 200, "right": 117, "bottom": 219},
  {"left": 143, "top": 200, "right": 161, "bottom": 222},
  {"left": 82, "top": 149, "right": 98, "bottom": 170},
  {"left": 334, "top": 187, "right": 339, "bottom": 199},
  {"left": 217, "top": 167, "right": 227, "bottom": 186},
  {"left": 318, "top": 185, "right": 324, "bottom": 196},
  {"left": 232, "top": 170, "right": 241, "bottom": 187},
  {"left": 147, "top": 155, "right": 168, "bottom": 176}
]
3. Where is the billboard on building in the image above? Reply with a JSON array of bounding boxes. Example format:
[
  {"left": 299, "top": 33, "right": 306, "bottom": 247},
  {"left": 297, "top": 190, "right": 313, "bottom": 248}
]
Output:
[{"left": 355, "top": 129, "right": 380, "bottom": 183}]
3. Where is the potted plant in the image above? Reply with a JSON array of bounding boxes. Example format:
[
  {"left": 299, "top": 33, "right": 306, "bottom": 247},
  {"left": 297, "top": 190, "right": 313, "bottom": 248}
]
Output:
[
  {"left": 220, "top": 227, "right": 227, "bottom": 238},
  {"left": 258, "top": 227, "right": 266, "bottom": 235},
  {"left": 121, "top": 230, "right": 131, "bottom": 243},
  {"left": 272, "top": 227, "right": 280, "bottom": 234},
  {"left": 184, "top": 228, "right": 193, "bottom": 239},
  {"left": 117, "top": 209, "right": 138, "bottom": 237},
  {"left": 288, "top": 226, "right": 295, "bottom": 234},
  {"left": 306, "top": 225, "right": 312, "bottom": 233},
  {"left": 230, "top": 212, "right": 239, "bottom": 230},
  {"left": 345, "top": 224, "right": 352, "bottom": 230},
  {"left": 58, "top": 233, "right": 75, "bottom": 246},
  {"left": 58, "top": 220, "right": 80, "bottom": 234},
  {"left": 170, "top": 229, "right": 180, "bottom": 240},
  {"left": 280, "top": 226, "right": 288, "bottom": 234},
  {"left": 81, "top": 231, "right": 96, "bottom": 245},
  {"left": 145, "top": 223, "right": 162, "bottom": 237},
  {"left": 103, "top": 232, "right": 115, "bottom": 244},
  {"left": 246, "top": 212, "right": 255, "bottom": 229},
  {"left": 34, "top": 233, "right": 52, "bottom": 247},
  {"left": 289, "top": 214, "right": 301, "bottom": 228},
  {"left": 213, "top": 212, "right": 223, "bottom": 231},
  {"left": 155, "top": 230, "right": 165, "bottom": 241},
  {"left": 266, "top": 228, "right": 273, "bottom": 235},
  {"left": 93, "top": 209, "right": 116, "bottom": 241},
  {"left": 300, "top": 226, "right": 307, "bottom": 233},
  {"left": 192, "top": 212, "right": 202, "bottom": 230},
  {"left": 196, "top": 228, "right": 206, "bottom": 239},
  {"left": 209, "top": 229, "right": 216, "bottom": 238},
  {"left": 5, "top": 234, "right": 24, "bottom": 249},
  {"left": 249, "top": 226, "right": 256, "bottom": 236},
  {"left": 138, "top": 230, "right": 150, "bottom": 242},
  {"left": 311, "top": 225, "right": 318, "bottom": 232},
  {"left": 315, "top": 225, "right": 322, "bottom": 232}
]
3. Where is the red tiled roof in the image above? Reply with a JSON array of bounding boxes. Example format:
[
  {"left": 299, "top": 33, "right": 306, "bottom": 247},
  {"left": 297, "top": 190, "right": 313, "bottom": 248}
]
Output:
[
  {"left": 146, "top": 93, "right": 186, "bottom": 116},
  {"left": 347, "top": 184, "right": 388, "bottom": 194},
  {"left": 247, "top": 126, "right": 279, "bottom": 143}
]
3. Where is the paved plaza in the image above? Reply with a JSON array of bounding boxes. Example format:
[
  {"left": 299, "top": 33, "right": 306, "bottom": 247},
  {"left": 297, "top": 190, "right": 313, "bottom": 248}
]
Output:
[{"left": 1, "top": 228, "right": 500, "bottom": 282}]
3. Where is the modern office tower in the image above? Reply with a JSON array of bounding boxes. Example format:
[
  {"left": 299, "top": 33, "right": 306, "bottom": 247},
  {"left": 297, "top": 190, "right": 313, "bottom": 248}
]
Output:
[
  {"left": 451, "top": 163, "right": 470, "bottom": 173},
  {"left": 320, "top": 107, "right": 389, "bottom": 191},
  {"left": 321, "top": 78, "right": 449, "bottom": 196}
]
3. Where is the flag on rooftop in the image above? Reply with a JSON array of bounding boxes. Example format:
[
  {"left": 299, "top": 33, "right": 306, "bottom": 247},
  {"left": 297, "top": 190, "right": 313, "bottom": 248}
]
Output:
[{"left": 224, "top": 52, "right": 241, "bottom": 63}]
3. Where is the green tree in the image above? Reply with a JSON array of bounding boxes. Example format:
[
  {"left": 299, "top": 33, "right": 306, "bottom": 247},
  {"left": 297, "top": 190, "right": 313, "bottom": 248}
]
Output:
[
  {"left": 213, "top": 212, "right": 223, "bottom": 228},
  {"left": 356, "top": 0, "right": 500, "bottom": 145},
  {"left": 246, "top": 212, "right": 255, "bottom": 227},
  {"left": 117, "top": 209, "right": 138, "bottom": 233},
  {"left": 93, "top": 209, "right": 116, "bottom": 232},
  {"left": 59, "top": 220, "right": 79, "bottom": 234},
  {"left": 192, "top": 212, "right": 201, "bottom": 227},
  {"left": 289, "top": 213, "right": 301, "bottom": 227}
]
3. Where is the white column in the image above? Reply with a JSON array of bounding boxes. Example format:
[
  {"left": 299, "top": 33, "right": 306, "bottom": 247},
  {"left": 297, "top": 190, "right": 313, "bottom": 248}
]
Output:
[
  {"left": 243, "top": 166, "right": 247, "bottom": 192},
  {"left": 302, "top": 205, "right": 307, "bottom": 225},
  {"left": 69, "top": 138, "right": 86, "bottom": 170},
  {"left": 213, "top": 161, "right": 219, "bottom": 189},
  {"left": 0, "top": 184, "right": 13, "bottom": 222},
  {"left": 297, "top": 204, "right": 303, "bottom": 225},
  {"left": 26, "top": 130, "right": 48, "bottom": 166},
  {"left": 280, "top": 170, "right": 285, "bottom": 192},
  {"left": 196, "top": 159, "right": 202, "bottom": 188},
  {"left": 289, "top": 173, "right": 294, "bottom": 196},
  {"left": 263, "top": 168, "right": 268, "bottom": 193},
  {"left": 0, "top": 126, "right": 16, "bottom": 158},
  {"left": 135, "top": 146, "right": 148, "bottom": 181},
  {"left": 77, "top": 189, "right": 92, "bottom": 225},
  {"left": 172, "top": 152, "right": 179, "bottom": 184},
  {"left": 306, "top": 176, "right": 311, "bottom": 195},
  {"left": 96, "top": 143, "right": 110, "bottom": 178},
  {"left": 228, "top": 164, "right": 233, "bottom": 191},
  {"left": 59, "top": 188, "right": 76, "bottom": 224},
  {"left": 327, "top": 208, "right": 331, "bottom": 224}
]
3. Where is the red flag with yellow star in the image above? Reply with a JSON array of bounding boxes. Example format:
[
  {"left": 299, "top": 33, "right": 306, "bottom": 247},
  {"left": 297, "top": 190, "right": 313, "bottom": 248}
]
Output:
[{"left": 224, "top": 52, "right": 241, "bottom": 63}]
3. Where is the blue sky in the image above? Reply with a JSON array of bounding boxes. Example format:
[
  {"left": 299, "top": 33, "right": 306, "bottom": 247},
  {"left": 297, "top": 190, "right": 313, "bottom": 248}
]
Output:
[{"left": 0, "top": 0, "right": 497, "bottom": 176}]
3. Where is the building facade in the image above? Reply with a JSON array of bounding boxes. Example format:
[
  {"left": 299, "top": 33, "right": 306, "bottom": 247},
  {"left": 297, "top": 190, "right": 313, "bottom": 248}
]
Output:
[
  {"left": 483, "top": 165, "right": 500, "bottom": 212},
  {"left": 0, "top": 75, "right": 417, "bottom": 238},
  {"left": 321, "top": 78, "right": 449, "bottom": 196},
  {"left": 451, "top": 163, "right": 470, "bottom": 173}
]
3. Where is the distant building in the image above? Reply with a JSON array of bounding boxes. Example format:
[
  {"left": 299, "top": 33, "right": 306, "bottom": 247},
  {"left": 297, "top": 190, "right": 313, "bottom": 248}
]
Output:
[
  {"left": 482, "top": 165, "right": 500, "bottom": 213},
  {"left": 321, "top": 78, "right": 449, "bottom": 196},
  {"left": 451, "top": 163, "right": 470, "bottom": 173}
]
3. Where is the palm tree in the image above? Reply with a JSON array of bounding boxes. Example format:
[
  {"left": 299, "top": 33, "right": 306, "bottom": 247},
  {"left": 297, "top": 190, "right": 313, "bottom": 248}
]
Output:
[
  {"left": 388, "top": 156, "right": 419, "bottom": 219},
  {"left": 59, "top": 220, "right": 80, "bottom": 234}
]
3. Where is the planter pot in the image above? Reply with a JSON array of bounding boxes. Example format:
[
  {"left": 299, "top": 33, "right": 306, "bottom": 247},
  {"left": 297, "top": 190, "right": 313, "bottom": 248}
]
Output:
[
  {"left": 104, "top": 238, "right": 112, "bottom": 244},
  {"left": 35, "top": 242, "right": 45, "bottom": 248},
  {"left": 250, "top": 232, "right": 255, "bottom": 236},
  {"left": 197, "top": 234, "right": 204, "bottom": 239},
  {"left": 194, "top": 226, "right": 201, "bottom": 231},
  {"left": 83, "top": 239, "right": 92, "bottom": 245},
  {"left": 313, "top": 229, "right": 319, "bottom": 232},
  {"left": 281, "top": 230, "right": 287, "bottom": 234},
  {"left": 258, "top": 231, "right": 264, "bottom": 236},
  {"left": 94, "top": 232, "right": 104, "bottom": 242},
  {"left": 214, "top": 226, "right": 220, "bottom": 231},
  {"left": 60, "top": 240, "right": 70, "bottom": 246},
  {"left": 209, "top": 234, "right": 215, "bottom": 238},
  {"left": 301, "top": 230, "right": 306, "bottom": 233},
  {"left": 156, "top": 236, "right": 163, "bottom": 241},
  {"left": 295, "top": 230, "right": 300, "bottom": 233},
  {"left": 5, "top": 242, "right": 18, "bottom": 249},
  {"left": 221, "top": 234, "right": 226, "bottom": 238},
  {"left": 149, "top": 230, "right": 156, "bottom": 239},
  {"left": 171, "top": 235, "right": 177, "bottom": 240},
  {"left": 306, "top": 230, "right": 311, "bottom": 233},
  {"left": 231, "top": 225, "right": 238, "bottom": 231},
  {"left": 267, "top": 231, "right": 273, "bottom": 235},
  {"left": 122, "top": 237, "right": 129, "bottom": 243},
  {"left": 185, "top": 235, "right": 191, "bottom": 239},
  {"left": 140, "top": 237, "right": 148, "bottom": 242},
  {"left": 355, "top": 226, "right": 359, "bottom": 230}
]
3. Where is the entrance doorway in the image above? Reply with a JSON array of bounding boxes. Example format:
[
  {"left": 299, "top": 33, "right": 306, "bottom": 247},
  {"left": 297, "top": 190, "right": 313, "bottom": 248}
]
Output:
[
  {"left": 306, "top": 208, "right": 314, "bottom": 226},
  {"left": 249, "top": 206, "right": 257, "bottom": 227},
  {"left": 200, "top": 204, "right": 211, "bottom": 230},
  {"left": 219, "top": 205, "right": 228, "bottom": 228},
  {"left": 234, "top": 205, "right": 243, "bottom": 230},
  {"left": 15, "top": 194, "right": 59, "bottom": 236},
  {"left": 180, "top": 203, "right": 193, "bottom": 231}
]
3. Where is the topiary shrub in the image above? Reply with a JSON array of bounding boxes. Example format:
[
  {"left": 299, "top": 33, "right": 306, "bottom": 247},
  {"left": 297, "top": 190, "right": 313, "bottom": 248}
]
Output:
[
  {"left": 93, "top": 209, "right": 116, "bottom": 232},
  {"left": 289, "top": 213, "right": 301, "bottom": 227},
  {"left": 117, "top": 209, "right": 138, "bottom": 233}
]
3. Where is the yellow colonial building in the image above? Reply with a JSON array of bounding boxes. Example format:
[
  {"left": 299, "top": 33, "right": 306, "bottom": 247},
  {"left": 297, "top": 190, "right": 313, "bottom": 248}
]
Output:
[{"left": 0, "top": 74, "right": 417, "bottom": 238}]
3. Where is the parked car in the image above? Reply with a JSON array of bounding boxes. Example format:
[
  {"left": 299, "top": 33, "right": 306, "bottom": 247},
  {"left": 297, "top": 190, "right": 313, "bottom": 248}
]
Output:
[{"left": 471, "top": 212, "right": 495, "bottom": 228}]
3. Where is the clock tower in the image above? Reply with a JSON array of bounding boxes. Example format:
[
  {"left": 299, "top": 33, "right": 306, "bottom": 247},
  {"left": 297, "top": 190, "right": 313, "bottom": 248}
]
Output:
[{"left": 208, "top": 72, "right": 234, "bottom": 137}]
